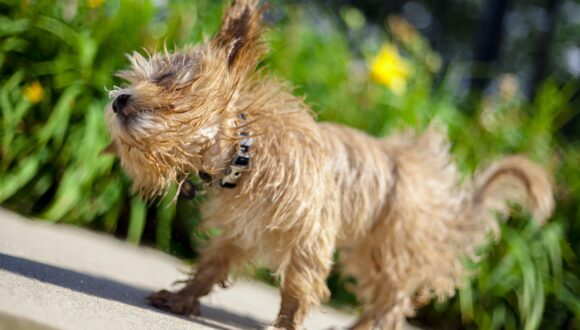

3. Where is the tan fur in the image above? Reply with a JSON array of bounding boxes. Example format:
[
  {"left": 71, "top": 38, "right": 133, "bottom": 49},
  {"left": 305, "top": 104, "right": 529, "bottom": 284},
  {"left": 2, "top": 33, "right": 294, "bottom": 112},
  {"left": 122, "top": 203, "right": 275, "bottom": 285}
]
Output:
[{"left": 105, "top": 1, "right": 555, "bottom": 329}]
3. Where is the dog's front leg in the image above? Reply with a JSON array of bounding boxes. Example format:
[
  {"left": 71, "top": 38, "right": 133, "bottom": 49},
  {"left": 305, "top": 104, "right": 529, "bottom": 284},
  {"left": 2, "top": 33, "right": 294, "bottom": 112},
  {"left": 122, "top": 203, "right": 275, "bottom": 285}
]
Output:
[
  {"left": 269, "top": 249, "right": 333, "bottom": 330},
  {"left": 148, "top": 239, "right": 244, "bottom": 316}
]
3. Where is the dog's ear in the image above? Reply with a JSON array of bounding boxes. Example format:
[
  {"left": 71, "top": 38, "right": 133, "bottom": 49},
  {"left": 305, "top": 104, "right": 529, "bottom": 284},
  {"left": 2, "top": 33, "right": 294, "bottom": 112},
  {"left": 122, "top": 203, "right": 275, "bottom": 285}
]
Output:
[{"left": 213, "top": 0, "right": 267, "bottom": 72}]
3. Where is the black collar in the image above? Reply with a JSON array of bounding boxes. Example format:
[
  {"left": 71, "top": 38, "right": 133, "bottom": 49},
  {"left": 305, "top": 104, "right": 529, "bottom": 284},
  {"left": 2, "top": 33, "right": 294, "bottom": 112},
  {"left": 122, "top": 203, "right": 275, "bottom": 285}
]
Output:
[{"left": 179, "top": 114, "right": 252, "bottom": 199}]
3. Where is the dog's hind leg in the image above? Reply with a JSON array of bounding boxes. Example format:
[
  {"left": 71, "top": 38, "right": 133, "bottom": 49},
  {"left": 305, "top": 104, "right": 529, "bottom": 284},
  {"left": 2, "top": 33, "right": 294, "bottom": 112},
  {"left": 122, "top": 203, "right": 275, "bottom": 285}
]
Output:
[
  {"left": 349, "top": 289, "right": 413, "bottom": 330},
  {"left": 341, "top": 241, "right": 413, "bottom": 330},
  {"left": 148, "top": 238, "right": 245, "bottom": 316}
]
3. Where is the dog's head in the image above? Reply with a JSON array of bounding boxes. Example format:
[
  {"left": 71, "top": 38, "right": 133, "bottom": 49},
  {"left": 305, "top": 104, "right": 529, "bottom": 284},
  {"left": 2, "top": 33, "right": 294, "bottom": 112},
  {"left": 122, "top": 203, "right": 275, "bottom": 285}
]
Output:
[{"left": 105, "top": 0, "right": 266, "bottom": 198}]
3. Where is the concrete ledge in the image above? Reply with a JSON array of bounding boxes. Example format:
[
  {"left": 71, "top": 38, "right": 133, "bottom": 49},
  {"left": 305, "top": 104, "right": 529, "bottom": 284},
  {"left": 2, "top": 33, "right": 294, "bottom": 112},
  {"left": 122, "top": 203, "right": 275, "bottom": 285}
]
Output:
[{"left": 0, "top": 208, "right": 356, "bottom": 330}]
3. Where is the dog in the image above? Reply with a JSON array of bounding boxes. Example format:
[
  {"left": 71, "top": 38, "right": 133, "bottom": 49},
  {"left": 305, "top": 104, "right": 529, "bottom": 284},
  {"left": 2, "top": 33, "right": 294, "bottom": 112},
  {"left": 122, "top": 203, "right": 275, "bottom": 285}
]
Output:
[{"left": 104, "top": 1, "right": 554, "bottom": 329}]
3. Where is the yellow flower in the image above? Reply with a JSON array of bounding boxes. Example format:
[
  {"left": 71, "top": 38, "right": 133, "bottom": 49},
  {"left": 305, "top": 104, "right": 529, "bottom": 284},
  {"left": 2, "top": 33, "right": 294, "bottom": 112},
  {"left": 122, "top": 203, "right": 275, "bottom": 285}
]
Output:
[
  {"left": 24, "top": 81, "right": 44, "bottom": 103},
  {"left": 88, "top": 0, "right": 103, "bottom": 9},
  {"left": 370, "top": 44, "right": 411, "bottom": 95}
]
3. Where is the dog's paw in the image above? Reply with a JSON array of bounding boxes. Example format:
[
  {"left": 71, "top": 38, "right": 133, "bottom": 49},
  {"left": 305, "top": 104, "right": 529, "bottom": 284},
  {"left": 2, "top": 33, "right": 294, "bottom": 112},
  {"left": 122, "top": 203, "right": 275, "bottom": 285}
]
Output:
[
  {"left": 264, "top": 326, "right": 304, "bottom": 330},
  {"left": 147, "top": 289, "right": 200, "bottom": 316}
]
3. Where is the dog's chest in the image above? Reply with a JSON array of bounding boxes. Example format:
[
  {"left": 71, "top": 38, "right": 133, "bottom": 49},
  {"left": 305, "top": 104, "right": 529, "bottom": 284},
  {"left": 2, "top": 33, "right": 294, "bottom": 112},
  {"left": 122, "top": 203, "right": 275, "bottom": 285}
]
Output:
[{"left": 201, "top": 195, "right": 313, "bottom": 269}]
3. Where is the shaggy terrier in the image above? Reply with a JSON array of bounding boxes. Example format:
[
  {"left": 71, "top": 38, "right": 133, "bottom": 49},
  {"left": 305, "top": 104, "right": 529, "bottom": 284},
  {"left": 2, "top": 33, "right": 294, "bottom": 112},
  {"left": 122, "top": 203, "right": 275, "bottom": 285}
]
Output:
[{"left": 104, "top": 1, "right": 554, "bottom": 329}]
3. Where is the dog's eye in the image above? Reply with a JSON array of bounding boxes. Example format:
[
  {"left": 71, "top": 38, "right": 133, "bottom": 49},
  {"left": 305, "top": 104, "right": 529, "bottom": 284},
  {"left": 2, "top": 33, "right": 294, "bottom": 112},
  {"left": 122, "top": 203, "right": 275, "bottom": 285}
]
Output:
[{"left": 156, "top": 72, "right": 175, "bottom": 86}]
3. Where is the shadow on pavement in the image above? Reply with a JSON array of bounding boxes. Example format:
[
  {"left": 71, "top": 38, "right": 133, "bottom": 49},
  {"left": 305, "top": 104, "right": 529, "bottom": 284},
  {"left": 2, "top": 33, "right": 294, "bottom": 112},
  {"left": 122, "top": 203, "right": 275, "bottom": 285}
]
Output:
[{"left": 0, "top": 252, "right": 265, "bottom": 330}]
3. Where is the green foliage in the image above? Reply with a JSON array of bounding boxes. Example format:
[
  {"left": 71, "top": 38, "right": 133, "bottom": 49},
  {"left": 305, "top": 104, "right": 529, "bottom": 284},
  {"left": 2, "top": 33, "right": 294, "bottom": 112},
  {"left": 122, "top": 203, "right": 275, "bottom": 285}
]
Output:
[
  {"left": 0, "top": 0, "right": 152, "bottom": 228},
  {"left": 266, "top": 8, "right": 579, "bottom": 327},
  {"left": 0, "top": 1, "right": 578, "bottom": 328},
  {"left": 0, "top": 0, "right": 221, "bottom": 250},
  {"left": 424, "top": 217, "right": 572, "bottom": 330}
]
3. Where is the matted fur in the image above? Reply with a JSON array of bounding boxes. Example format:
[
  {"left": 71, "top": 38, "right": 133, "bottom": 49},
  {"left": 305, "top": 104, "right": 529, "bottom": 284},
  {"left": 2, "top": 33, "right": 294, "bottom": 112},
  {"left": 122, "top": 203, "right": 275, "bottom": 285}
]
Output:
[{"left": 104, "top": 1, "right": 555, "bottom": 329}]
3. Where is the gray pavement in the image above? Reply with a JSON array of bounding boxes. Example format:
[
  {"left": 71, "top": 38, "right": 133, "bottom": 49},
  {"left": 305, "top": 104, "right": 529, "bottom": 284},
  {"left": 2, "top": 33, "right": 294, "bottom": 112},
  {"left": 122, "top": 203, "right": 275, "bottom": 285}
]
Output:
[{"left": 0, "top": 208, "right": 356, "bottom": 330}]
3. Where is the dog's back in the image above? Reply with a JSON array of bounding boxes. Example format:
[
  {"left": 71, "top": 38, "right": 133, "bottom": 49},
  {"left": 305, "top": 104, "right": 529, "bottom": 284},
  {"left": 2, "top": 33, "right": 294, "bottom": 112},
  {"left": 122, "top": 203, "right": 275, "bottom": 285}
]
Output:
[{"left": 319, "top": 122, "right": 553, "bottom": 329}]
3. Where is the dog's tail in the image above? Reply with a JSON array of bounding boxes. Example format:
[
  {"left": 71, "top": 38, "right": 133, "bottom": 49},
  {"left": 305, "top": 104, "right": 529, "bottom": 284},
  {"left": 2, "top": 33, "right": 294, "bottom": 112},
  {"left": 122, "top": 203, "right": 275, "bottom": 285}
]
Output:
[{"left": 461, "top": 156, "right": 554, "bottom": 244}]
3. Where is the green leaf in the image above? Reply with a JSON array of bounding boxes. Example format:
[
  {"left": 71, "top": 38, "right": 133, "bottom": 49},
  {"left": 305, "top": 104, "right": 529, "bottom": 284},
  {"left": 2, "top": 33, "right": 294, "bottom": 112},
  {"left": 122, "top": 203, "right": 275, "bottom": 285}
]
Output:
[
  {"left": 156, "top": 188, "right": 176, "bottom": 252},
  {"left": 38, "top": 85, "right": 82, "bottom": 148},
  {"left": 35, "top": 16, "right": 78, "bottom": 48},
  {"left": 0, "top": 155, "right": 39, "bottom": 202},
  {"left": 127, "top": 197, "right": 146, "bottom": 244}
]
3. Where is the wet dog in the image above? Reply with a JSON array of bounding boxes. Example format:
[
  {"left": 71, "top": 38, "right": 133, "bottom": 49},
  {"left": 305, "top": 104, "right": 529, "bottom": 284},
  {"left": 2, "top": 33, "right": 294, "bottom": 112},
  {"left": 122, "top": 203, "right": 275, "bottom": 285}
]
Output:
[{"left": 104, "top": 1, "right": 554, "bottom": 328}]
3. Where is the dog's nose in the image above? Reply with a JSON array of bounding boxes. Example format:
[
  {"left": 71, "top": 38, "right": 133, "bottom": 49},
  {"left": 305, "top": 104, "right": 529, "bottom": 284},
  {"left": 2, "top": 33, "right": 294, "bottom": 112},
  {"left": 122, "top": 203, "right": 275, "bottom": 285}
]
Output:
[{"left": 112, "top": 94, "right": 131, "bottom": 114}]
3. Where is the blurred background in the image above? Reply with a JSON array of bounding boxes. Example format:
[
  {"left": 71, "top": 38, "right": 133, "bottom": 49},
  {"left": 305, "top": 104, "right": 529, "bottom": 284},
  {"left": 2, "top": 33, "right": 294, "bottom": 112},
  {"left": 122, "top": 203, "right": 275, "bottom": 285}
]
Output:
[{"left": 0, "top": 0, "right": 579, "bottom": 328}]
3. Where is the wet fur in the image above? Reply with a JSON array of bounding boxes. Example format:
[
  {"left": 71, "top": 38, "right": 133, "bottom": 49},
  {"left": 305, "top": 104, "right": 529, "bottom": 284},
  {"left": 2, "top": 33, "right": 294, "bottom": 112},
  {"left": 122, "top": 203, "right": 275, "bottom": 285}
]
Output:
[{"left": 105, "top": 1, "right": 555, "bottom": 329}]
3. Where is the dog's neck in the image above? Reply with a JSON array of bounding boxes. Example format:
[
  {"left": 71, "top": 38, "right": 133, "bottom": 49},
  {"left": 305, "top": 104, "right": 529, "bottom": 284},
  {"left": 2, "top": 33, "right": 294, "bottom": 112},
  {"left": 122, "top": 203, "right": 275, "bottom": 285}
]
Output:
[
  {"left": 197, "top": 113, "right": 252, "bottom": 190},
  {"left": 184, "top": 80, "right": 295, "bottom": 196},
  {"left": 219, "top": 114, "right": 252, "bottom": 188}
]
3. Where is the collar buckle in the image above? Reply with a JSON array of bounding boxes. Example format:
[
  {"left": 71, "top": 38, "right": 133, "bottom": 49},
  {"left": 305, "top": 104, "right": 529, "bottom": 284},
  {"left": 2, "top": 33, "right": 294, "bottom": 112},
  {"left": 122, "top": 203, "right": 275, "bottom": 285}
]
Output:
[{"left": 220, "top": 116, "right": 252, "bottom": 189}]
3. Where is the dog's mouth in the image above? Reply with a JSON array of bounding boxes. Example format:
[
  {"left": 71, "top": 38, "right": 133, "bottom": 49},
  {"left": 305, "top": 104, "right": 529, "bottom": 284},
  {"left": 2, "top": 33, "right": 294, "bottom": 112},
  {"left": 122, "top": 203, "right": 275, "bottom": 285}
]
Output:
[{"left": 115, "top": 107, "right": 138, "bottom": 126}]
